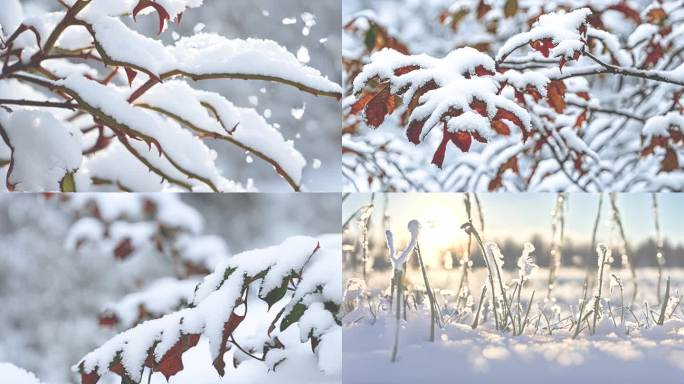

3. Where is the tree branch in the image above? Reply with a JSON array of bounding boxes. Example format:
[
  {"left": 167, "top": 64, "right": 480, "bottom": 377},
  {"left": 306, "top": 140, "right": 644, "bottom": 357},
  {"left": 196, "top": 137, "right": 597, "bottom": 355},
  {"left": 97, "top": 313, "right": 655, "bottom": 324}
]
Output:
[{"left": 0, "top": 98, "right": 79, "bottom": 110}]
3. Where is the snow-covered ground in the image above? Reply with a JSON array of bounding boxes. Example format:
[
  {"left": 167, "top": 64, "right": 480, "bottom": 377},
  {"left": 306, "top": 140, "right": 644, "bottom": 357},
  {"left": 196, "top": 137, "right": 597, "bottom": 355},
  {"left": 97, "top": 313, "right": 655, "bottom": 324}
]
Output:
[{"left": 343, "top": 268, "right": 684, "bottom": 383}]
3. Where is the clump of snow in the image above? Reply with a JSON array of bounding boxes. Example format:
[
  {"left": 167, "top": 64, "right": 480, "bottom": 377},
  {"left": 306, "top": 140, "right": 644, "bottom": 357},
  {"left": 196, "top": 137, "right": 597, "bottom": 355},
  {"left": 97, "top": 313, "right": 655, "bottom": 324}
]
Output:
[
  {"left": 0, "top": 110, "right": 81, "bottom": 192},
  {"left": 0, "top": 363, "right": 43, "bottom": 384}
]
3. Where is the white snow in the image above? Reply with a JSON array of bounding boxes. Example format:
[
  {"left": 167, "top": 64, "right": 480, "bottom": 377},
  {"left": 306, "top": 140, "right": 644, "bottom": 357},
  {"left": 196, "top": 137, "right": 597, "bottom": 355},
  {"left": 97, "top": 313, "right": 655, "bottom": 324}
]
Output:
[
  {"left": 0, "top": 363, "right": 43, "bottom": 384},
  {"left": 0, "top": 110, "right": 81, "bottom": 192}
]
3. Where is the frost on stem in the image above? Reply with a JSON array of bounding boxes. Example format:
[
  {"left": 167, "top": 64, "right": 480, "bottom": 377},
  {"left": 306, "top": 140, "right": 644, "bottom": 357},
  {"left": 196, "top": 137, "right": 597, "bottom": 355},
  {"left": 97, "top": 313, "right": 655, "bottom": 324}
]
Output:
[
  {"left": 0, "top": 0, "right": 341, "bottom": 192},
  {"left": 517, "top": 242, "right": 537, "bottom": 281},
  {"left": 387, "top": 219, "right": 421, "bottom": 362}
]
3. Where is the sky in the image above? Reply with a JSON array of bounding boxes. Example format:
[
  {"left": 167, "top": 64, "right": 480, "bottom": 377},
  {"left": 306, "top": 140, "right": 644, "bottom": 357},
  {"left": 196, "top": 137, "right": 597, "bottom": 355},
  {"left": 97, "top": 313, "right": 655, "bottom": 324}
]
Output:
[{"left": 343, "top": 193, "right": 684, "bottom": 249}]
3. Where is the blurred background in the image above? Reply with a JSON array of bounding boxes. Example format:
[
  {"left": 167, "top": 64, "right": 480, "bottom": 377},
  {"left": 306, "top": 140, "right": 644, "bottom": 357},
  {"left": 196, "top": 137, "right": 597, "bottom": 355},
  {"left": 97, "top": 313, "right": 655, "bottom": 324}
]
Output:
[
  {"left": 19, "top": 0, "right": 342, "bottom": 192},
  {"left": 0, "top": 193, "right": 340, "bottom": 383}
]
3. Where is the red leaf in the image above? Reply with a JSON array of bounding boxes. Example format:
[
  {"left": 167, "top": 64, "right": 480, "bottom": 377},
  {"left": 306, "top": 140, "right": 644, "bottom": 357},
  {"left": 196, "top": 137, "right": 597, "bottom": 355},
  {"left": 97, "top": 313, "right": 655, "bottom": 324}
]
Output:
[
  {"left": 470, "top": 99, "right": 488, "bottom": 116},
  {"left": 472, "top": 131, "right": 488, "bottom": 143},
  {"left": 98, "top": 312, "right": 118, "bottom": 327},
  {"left": 474, "top": 65, "right": 494, "bottom": 76},
  {"left": 363, "top": 87, "right": 392, "bottom": 128},
  {"left": 153, "top": 334, "right": 201, "bottom": 380},
  {"left": 213, "top": 311, "right": 246, "bottom": 376},
  {"left": 81, "top": 369, "right": 100, "bottom": 384},
  {"left": 431, "top": 134, "right": 449, "bottom": 168},
  {"left": 574, "top": 110, "right": 587, "bottom": 128},
  {"left": 530, "top": 38, "right": 555, "bottom": 57},
  {"left": 494, "top": 108, "right": 523, "bottom": 130},
  {"left": 124, "top": 67, "right": 137, "bottom": 86},
  {"left": 133, "top": 0, "right": 171, "bottom": 35},
  {"left": 476, "top": 0, "right": 492, "bottom": 19},
  {"left": 350, "top": 92, "right": 374, "bottom": 115},
  {"left": 406, "top": 119, "right": 425, "bottom": 144},
  {"left": 661, "top": 147, "right": 679, "bottom": 172},
  {"left": 113, "top": 238, "right": 134, "bottom": 260},
  {"left": 394, "top": 65, "right": 421, "bottom": 76},
  {"left": 450, "top": 131, "right": 472, "bottom": 152},
  {"left": 491, "top": 119, "right": 511, "bottom": 136}
]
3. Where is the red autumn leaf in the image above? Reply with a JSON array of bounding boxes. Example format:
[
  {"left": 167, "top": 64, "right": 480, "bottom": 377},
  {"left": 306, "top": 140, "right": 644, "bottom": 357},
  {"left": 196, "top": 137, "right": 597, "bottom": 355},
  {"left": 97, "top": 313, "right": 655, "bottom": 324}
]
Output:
[
  {"left": 491, "top": 119, "right": 511, "bottom": 136},
  {"left": 98, "top": 312, "right": 118, "bottom": 327},
  {"left": 470, "top": 99, "right": 488, "bottom": 116},
  {"left": 124, "top": 67, "right": 137, "bottom": 86},
  {"left": 661, "top": 147, "right": 679, "bottom": 172},
  {"left": 474, "top": 65, "right": 494, "bottom": 76},
  {"left": 213, "top": 311, "right": 246, "bottom": 376},
  {"left": 530, "top": 38, "right": 555, "bottom": 57},
  {"left": 576, "top": 91, "right": 590, "bottom": 100},
  {"left": 643, "top": 43, "right": 664, "bottom": 68},
  {"left": 113, "top": 238, "right": 134, "bottom": 260},
  {"left": 350, "top": 92, "right": 375, "bottom": 115},
  {"left": 406, "top": 119, "right": 426, "bottom": 144},
  {"left": 450, "top": 131, "right": 472, "bottom": 152},
  {"left": 574, "top": 110, "right": 587, "bottom": 128},
  {"left": 394, "top": 65, "right": 421, "bottom": 76},
  {"left": 80, "top": 369, "right": 100, "bottom": 384},
  {"left": 431, "top": 124, "right": 471, "bottom": 168},
  {"left": 476, "top": 0, "right": 492, "bottom": 19},
  {"left": 526, "top": 87, "right": 542, "bottom": 102},
  {"left": 487, "top": 156, "right": 519, "bottom": 191},
  {"left": 546, "top": 80, "right": 567, "bottom": 113},
  {"left": 133, "top": 0, "right": 171, "bottom": 35},
  {"left": 363, "top": 87, "right": 392, "bottom": 128},
  {"left": 514, "top": 90, "right": 525, "bottom": 104},
  {"left": 472, "top": 131, "right": 488, "bottom": 143},
  {"left": 151, "top": 334, "right": 201, "bottom": 380}
]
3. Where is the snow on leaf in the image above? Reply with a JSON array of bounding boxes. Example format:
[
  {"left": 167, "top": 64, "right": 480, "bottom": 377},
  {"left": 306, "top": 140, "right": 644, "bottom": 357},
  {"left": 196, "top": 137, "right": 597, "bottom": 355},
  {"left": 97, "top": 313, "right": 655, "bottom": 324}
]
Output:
[
  {"left": 353, "top": 47, "right": 530, "bottom": 165},
  {"left": 76, "top": 235, "right": 339, "bottom": 384}
]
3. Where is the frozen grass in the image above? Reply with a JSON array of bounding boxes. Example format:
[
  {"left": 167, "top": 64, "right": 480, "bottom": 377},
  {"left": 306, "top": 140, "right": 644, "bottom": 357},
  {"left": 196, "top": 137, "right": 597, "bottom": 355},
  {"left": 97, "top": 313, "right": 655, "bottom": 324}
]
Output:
[{"left": 343, "top": 266, "right": 684, "bottom": 383}]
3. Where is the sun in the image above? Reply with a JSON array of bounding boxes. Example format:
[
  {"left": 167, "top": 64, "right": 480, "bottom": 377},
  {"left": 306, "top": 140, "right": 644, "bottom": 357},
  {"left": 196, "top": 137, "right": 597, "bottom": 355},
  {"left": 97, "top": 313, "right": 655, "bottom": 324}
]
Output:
[{"left": 387, "top": 194, "right": 468, "bottom": 267}]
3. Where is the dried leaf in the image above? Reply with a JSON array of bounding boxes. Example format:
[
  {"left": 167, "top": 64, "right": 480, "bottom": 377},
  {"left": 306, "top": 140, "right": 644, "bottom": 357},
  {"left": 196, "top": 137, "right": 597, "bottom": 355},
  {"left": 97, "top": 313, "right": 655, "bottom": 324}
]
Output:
[{"left": 546, "top": 80, "right": 567, "bottom": 113}]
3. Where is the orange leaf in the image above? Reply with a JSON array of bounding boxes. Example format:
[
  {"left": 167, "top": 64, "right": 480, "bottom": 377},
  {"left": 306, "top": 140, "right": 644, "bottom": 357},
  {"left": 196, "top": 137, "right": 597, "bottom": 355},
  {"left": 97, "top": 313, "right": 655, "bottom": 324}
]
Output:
[
  {"left": 546, "top": 80, "right": 567, "bottom": 113},
  {"left": 574, "top": 110, "right": 587, "bottom": 128},
  {"left": 350, "top": 92, "right": 374, "bottom": 115},
  {"left": 491, "top": 119, "right": 511, "bottom": 135}
]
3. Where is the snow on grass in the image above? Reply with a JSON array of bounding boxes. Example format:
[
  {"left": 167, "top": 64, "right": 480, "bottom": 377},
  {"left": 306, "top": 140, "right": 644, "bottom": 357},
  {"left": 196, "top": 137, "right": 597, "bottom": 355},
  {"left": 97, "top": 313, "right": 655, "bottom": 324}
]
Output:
[{"left": 343, "top": 267, "right": 684, "bottom": 383}]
